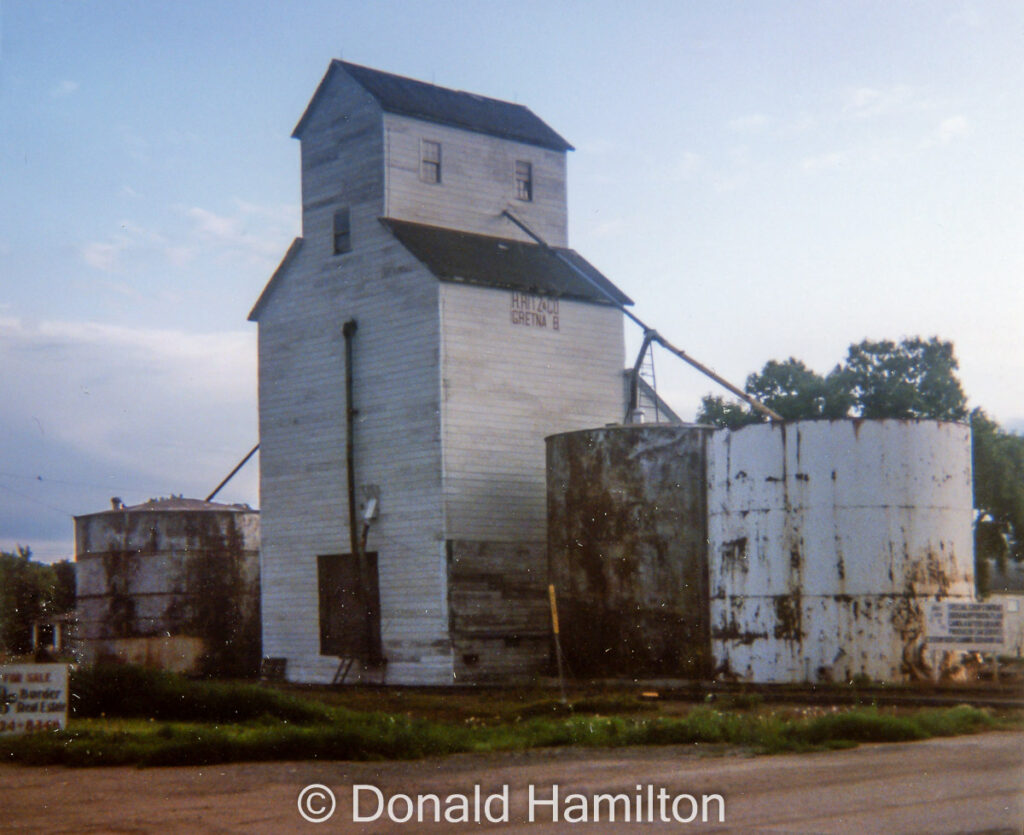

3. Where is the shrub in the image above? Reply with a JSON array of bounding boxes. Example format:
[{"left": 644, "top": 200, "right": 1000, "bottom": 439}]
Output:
[{"left": 70, "top": 664, "right": 331, "bottom": 724}]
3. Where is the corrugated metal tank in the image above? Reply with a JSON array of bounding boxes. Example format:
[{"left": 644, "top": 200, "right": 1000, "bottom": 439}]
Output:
[
  {"left": 75, "top": 497, "right": 261, "bottom": 677},
  {"left": 707, "top": 420, "right": 975, "bottom": 683},
  {"left": 546, "top": 425, "right": 714, "bottom": 677}
]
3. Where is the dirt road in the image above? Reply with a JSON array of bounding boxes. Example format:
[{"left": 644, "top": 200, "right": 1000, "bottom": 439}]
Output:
[{"left": 5, "top": 731, "right": 1022, "bottom": 833}]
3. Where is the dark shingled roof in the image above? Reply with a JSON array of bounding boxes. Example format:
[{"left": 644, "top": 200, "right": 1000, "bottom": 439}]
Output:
[
  {"left": 383, "top": 219, "right": 632, "bottom": 306},
  {"left": 294, "top": 61, "right": 573, "bottom": 152}
]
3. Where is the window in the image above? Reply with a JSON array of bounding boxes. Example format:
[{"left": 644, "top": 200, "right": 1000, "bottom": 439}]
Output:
[
  {"left": 333, "top": 208, "right": 351, "bottom": 255},
  {"left": 515, "top": 160, "right": 533, "bottom": 201},
  {"left": 420, "top": 140, "right": 441, "bottom": 184}
]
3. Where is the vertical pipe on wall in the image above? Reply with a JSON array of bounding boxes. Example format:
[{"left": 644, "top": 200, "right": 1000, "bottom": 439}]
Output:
[
  {"left": 626, "top": 330, "right": 655, "bottom": 422},
  {"left": 342, "top": 320, "right": 360, "bottom": 560},
  {"left": 342, "top": 319, "right": 379, "bottom": 664}
]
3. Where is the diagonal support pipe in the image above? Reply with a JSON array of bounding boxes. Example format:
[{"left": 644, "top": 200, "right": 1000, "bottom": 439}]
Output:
[{"left": 501, "top": 210, "right": 783, "bottom": 423}]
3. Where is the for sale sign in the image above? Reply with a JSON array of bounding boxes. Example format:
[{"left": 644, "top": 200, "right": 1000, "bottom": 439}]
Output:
[
  {"left": 0, "top": 664, "right": 69, "bottom": 735},
  {"left": 924, "top": 601, "right": 1005, "bottom": 652}
]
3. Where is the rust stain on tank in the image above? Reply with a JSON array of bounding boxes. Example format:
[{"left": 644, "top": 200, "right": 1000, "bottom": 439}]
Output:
[
  {"left": 74, "top": 499, "right": 261, "bottom": 677},
  {"left": 548, "top": 426, "right": 713, "bottom": 678},
  {"left": 720, "top": 537, "right": 748, "bottom": 570},
  {"left": 711, "top": 614, "right": 766, "bottom": 645},
  {"left": 772, "top": 593, "right": 803, "bottom": 641}
]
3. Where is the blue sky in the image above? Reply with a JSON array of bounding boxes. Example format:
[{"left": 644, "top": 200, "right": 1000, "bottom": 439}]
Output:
[{"left": 2, "top": 0, "right": 1022, "bottom": 559}]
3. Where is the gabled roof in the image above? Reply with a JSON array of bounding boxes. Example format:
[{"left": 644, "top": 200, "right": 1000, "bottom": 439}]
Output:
[
  {"left": 622, "top": 374, "right": 685, "bottom": 425},
  {"left": 293, "top": 61, "right": 573, "bottom": 152},
  {"left": 248, "top": 237, "right": 303, "bottom": 322},
  {"left": 382, "top": 219, "right": 632, "bottom": 306}
]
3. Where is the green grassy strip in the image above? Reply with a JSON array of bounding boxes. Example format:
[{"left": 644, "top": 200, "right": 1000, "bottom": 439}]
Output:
[
  {"left": 69, "top": 665, "right": 332, "bottom": 724},
  {"left": 1, "top": 704, "right": 1014, "bottom": 768}
]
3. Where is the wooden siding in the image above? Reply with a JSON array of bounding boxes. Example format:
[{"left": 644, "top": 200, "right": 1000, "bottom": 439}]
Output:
[
  {"left": 440, "top": 283, "right": 625, "bottom": 540},
  {"left": 257, "top": 65, "right": 627, "bottom": 685},
  {"left": 439, "top": 284, "right": 624, "bottom": 681},
  {"left": 448, "top": 540, "right": 551, "bottom": 683},
  {"left": 256, "top": 68, "right": 453, "bottom": 685},
  {"left": 384, "top": 113, "right": 568, "bottom": 246}
]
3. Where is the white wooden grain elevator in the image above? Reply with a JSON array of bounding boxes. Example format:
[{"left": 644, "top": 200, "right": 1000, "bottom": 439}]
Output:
[{"left": 249, "top": 61, "right": 632, "bottom": 684}]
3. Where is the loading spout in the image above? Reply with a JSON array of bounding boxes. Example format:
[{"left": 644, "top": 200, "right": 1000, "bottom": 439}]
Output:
[{"left": 502, "top": 210, "right": 783, "bottom": 422}]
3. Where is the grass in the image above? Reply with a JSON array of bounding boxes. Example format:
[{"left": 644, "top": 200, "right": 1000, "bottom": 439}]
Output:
[
  {"left": 0, "top": 666, "right": 1018, "bottom": 768},
  {"left": 69, "top": 664, "right": 331, "bottom": 724}
]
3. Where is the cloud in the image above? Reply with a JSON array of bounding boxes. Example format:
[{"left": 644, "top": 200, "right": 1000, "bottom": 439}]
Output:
[
  {"left": 0, "top": 316, "right": 259, "bottom": 557},
  {"left": 801, "top": 151, "right": 846, "bottom": 173},
  {"left": 669, "top": 151, "right": 702, "bottom": 181},
  {"left": 572, "top": 137, "right": 618, "bottom": 156},
  {"left": 947, "top": 6, "right": 984, "bottom": 28},
  {"left": 79, "top": 222, "right": 165, "bottom": 273},
  {"left": 189, "top": 206, "right": 241, "bottom": 239},
  {"left": 728, "top": 113, "right": 769, "bottom": 132},
  {"left": 917, "top": 115, "right": 971, "bottom": 150},
  {"left": 164, "top": 245, "right": 196, "bottom": 267},
  {"left": 936, "top": 115, "right": 969, "bottom": 144},
  {"left": 0, "top": 316, "right": 257, "bottom": 481},
  {"left": 49, "top": 80, "right": 80, "bottom": 98},
  {"left": 81, "top": 240, "right": 127, "bottom": 271},
  {"left": 586, "top": 217, "right": 628, "bottom": 239},
  {"left": 79, "top": 201, "right": 297, "bottom": 276},
  {"left": 842, "top": 85, "right": 920, "bottom": 120},
  {"left": 182, "top": 201, "right": 298, "bottom": 264}
]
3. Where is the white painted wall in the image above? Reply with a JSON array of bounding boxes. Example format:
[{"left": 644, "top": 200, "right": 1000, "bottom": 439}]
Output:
[
  {"left": 439, "top": 283, "right": 625, "bottom": 682},
  {"left": 257, "top": 68, "right": 453, "bottom": 685},
  {"left": 440, "top": 283, "right": 625, "bottom": 540},
  {"left": 257, "top": 63, "right": 624, "bottom": 685},
  {"left": 384, "top": 113, "right": 568, "bottom": 246}
]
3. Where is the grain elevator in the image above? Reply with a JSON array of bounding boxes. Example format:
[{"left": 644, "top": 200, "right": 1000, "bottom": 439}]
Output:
[
  {"left": 250, "top": 61, "right": 631, "bottom": 684},
  {"left": 251, "top": 61, "right": 978, "bottom": 688}
]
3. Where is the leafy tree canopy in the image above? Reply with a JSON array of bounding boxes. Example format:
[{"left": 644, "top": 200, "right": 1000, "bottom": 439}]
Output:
[
  {"left": 695, "top": 336, "right": 1023, "bottom": 583},
  {"left": 697, "top": 336, "right": 967, "bottom": 427},
  {"left": 971, "top": 409, "right": 1024, "bottom": 568},
  {"left": 0, "top": 547, "right": 76, "bottom": 657},
  {"left": 841, "top": 337, "right": 968, "bottom": 421}
]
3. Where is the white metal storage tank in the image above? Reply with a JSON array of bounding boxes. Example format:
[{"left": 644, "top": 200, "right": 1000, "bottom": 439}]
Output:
[
  {"left": 75, "top": 497, "right": 261, "bottom": 677},
  {"left": 707, "top": 419, "right": 975, "bottom": 683}
]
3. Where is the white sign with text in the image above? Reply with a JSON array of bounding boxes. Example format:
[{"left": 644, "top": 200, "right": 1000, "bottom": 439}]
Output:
[
  {"left": 924, "top": 601, "right": 1005, "bottom": 652},
  {"left": 0, "top": 663, "right": 69, "bottom": 735}
]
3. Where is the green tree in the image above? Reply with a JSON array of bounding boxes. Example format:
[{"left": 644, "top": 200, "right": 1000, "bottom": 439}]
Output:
[
  {"left": 695, "top": 338, "right": 1022, "bottom": 595},
  {"left": 696, "top": 393, "right": 761, "bottom": 429},
  {"left": 746, "top": 358, "right": 852, "bottom": 421},
  {"left": 697, "top": 358, "right": 850, "bottom": 427},
  {"left": 51, "top": 559, "right": 77, "bottom": 614},
  {"left": 0, "top": 547, "right": 75, "bottom": 657},
  {"left": 840, "top": 337, "right": 968, "bottom": 421},
  {"left": 971, "top": 409, "right": 1024, "bottom": 584},
  {"left": 698, "top": 337, "right": 966, "bottom": 427}
]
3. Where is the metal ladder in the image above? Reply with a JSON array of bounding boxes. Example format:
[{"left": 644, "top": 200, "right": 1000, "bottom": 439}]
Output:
[
  {"left": 639, "top": 342, "right": 661, "bottom": 422},
  {"left": 331, "top": 656, "right": 356, "bottom": 685}
]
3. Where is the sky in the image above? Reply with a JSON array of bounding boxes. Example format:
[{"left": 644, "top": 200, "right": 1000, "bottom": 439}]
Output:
[{"left": 1, "top": 0, "right": 1022, "bottom": 561}]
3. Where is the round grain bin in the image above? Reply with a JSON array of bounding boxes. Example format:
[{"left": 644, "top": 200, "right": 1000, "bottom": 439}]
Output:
[
  {"left": 74, "top": 497, "right": 261, "bottom": 677},
  {"left": 546, "top": 424, "right": 715, "bottom": 678},
  {"left": 707, "top": 419, "right": 975, "bottom": 683}
]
